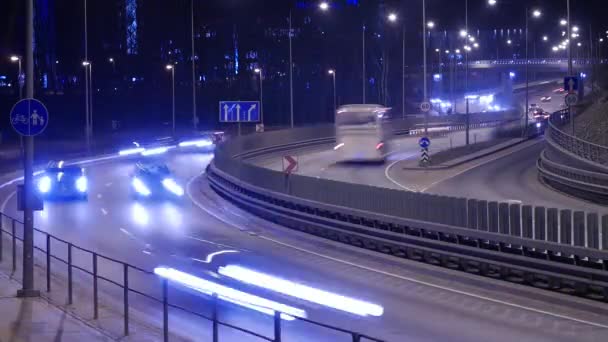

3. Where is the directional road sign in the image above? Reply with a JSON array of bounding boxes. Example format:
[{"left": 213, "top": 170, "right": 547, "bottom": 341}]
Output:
[
  {"left": 282, "top": 155, "right": 298, "bottom": 174},
  {"left": 10, "top": 98, "right": 49, "bottom": 136},
  {"left": 420, "top": 102, "right": 432, "bottom": 113},
  {"left": 419, "top": 136, "right": 431, "bottom": 149},
  {"left": 565, "top": 93, "right": 579, "bottom": 107},
  {"left": 219, "top": 101, "right": 260, "bottom": 122},
  {"left": 564, "top": 76, "right": 579, "bottom": 93}
]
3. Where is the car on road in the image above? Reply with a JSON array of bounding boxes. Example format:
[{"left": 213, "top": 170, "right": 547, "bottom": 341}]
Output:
[
  {"left": 553, "top": 88, "right": 566, "bottom": 94},
  {"left": 130, "top": 162, "right": 184, "bottom": 199},
  {"left": 36, "top": 162, "right": 88, "bottom": 200},
  {"left": 540, "top": 96, "right": 552, "bottom": 102},
  {"left": 532, "top": 108, "right": 550, "bottom": 121}
]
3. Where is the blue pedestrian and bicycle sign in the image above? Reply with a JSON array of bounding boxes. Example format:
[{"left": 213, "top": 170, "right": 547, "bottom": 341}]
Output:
[
  {"left": 10, "top": 98, "right": 49, "bottom": 136},
  {"left": 419, "top": 136, "right": 431, "bottom": 149},
  {"left": 219, "top": 101, "right": 260, "bottom": 122}
]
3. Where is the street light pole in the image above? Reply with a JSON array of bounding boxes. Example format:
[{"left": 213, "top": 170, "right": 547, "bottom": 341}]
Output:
[
  {"left": 402, "top": 25, "right": 406, "bottom": 119},
  {"left": 328, "top": 70, "right": 336, "bottom": 113},
  {"left": 18, "top": 58, "right": 22, "bottom": 99},
  {"left": 465, "top": 0, "right": 469, "bottom": 145},
  {"left": 191, "top": 0, "right": 197, "bottom": 131},
  {"left": 289, "top": 11, "right": 294, "bottom": 128},
  {"left": 89, "top": 63, "right": 93, "bottom": 141},
  {"left": 525, "top": 6, "right": 529, "bottom": 137},
  {"left": 259, "top": 70, "right": 264, "bottom": 125},
  {"left": 423, "top": 0, "right": 428, "bottom": 136},
  {"left": 83, "top": 0, "right": 90, "bottom": 151},
  {"left": 362, "top": 24, "right": 366, "bottom": 104},
  {"left": 166, "top": 65, "right": 175, "bottom": 136},
  {"left": 567, "top": 0, "right": 574, "bottom": 134},
  {"left": 18, "top": 0, "right": 38, "bottom": 298}
]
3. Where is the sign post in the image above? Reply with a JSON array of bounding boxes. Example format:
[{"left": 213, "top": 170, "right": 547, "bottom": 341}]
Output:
[
  {"left": 564, "top": 76, "right": 579, "bottom": 134},
  {"left": 419, "top": 137, "right": 431, "bottom": 167},
  {"left": 16, "top": 0, "right": 40, "bottom": 298}
]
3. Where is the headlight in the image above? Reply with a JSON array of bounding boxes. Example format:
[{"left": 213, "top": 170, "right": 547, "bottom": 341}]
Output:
[
  {"left": 536, "top": 122, "right": 542, "bottom": 128},
  {"left": 76, "top": 176, "right": 87, "bottom": 193},
  {"left": 38, "top": 176, "right": 52, "bottom": 193},
  {"left": 132, "top": 177, "right": 151, "bottom": 196},
  {"left": 162, "top": 178, "right": 184, "bottom": 197},
  {"left": 179, "top": 139, "right": 213, "bottom": 148}
]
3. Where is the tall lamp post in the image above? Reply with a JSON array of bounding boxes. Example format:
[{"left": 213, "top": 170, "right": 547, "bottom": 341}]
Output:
[
  {"left": 328, "top": 69, "right": 337, "bottom": 113},
  {"left": 422, "top": 0, "right": 429, "bottom": 136},
  {"left": 10, "top": 56, "right": 22, "bottom": 99},
  {"left": 255, "top": 68, "right": 264, "bottom": 125},
  {"left": 166, "top": 64, "right": 176, "bottom": 136},
  {"left": 82, "top": 61, "right": 92, "bottom": 149}
]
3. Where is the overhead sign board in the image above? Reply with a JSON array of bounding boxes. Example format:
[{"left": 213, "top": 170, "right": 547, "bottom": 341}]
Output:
[
  {"left": 564, "top": 76, "right": 579, "bottom": 93},
  {"left": 10, "top": 98, "right": 49, "bottom": 136},
  {"left": 219, "top": 101, "right": 260, "bottom": 122}
]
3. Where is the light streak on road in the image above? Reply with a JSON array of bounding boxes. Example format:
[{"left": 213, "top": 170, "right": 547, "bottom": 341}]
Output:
[
  {"left": 154, "top": 267, "right": 306, "bottom": 320},
  {"left": 131, "top": 203, "right": 149, "bottom": 226},
  {"left": 218, "top": 265, "right": 384, "bottom": 317},
  {"left": 191, "top": 250, "right": 239, "bottom": 264}
]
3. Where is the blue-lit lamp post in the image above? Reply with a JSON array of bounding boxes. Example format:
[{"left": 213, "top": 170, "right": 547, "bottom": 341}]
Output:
[
  {"left": 10, "top": 56, "right": 22, "bottom": 99},
  {"left": 255, "top": 68, "right": 264, "bottom": 126},
  {"left": 166, "top": 64, "right": 176, "bottom": 136},
  {"left": 328, "top": 69, "right": 336, "bottom": 113}
]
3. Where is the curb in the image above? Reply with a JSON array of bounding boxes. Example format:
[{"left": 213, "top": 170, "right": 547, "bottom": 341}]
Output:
[{"left": 402, "top": 137, "right": 535, "bottom": 171}]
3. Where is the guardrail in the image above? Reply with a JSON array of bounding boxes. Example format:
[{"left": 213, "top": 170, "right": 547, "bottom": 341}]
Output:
[
  {"left": 539, "top": 108, "right": 608, "bottom": 203},
  {"left": 465, "top": 58, "right": 607, "bottom": 68},
  {"left": 209, "top": 118, "right": 608, "bottom": 303},
  {"left": 546, "top": 109, "right": 608, "bottom": 167}
]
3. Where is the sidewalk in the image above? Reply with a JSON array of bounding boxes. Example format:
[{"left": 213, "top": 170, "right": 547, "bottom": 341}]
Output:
[{"left": 0, "top": 272, "right": 111, "bottom": 342}]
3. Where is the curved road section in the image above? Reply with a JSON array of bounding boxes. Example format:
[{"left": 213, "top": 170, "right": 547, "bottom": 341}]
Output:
[{"left": 0, "top": 135, "right": 607, "bottom": 339}]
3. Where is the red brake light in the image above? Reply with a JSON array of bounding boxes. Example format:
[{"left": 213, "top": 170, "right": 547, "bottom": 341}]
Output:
[{"left": 376, "top": 142, "right": 384, "bottom": 150}]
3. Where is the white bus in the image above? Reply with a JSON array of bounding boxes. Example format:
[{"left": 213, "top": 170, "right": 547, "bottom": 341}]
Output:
[{"left": 333, "top": 104, "right": 390, "bottom": 163}]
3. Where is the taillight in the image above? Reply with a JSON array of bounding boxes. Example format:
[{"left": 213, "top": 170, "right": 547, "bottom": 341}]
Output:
[{"left": 376, "top": 142, "right": 384, "bottom": 150}]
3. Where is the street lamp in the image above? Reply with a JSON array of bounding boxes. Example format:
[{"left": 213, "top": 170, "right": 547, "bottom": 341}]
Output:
[
  {"left": 427, "top": 21, "right": 435, "bottom": 29},
  {"left": 319, "top": 1, "right": 329, "bottom": 11},
  {"left": 166, "top": 64, "right": 175, "bottom": 136},
  {"left": 328, "top": 69, "right": 336, "bottom": 113},
  {"left": 10, "top": 55, "right": 22, "bottom": 99},
  {"left": 532, "top": 9, "right": 542, "bottom": 18},
  {"left": 542, "top": 36, "right": 548, "bottom": 41},
  {"left": 488, "top": 0, "right": 497, "bottom": 5},
  {"left": 108, "top": 57, "right": 115, "bottom": 72},
  {"left": 507, "top": 39, "right": 512, "bottom": 45},
  {"left": 560, "top": 19, "right": 567, "bottom": 26},
  {"left": 387, "top": 13, "right": 397, "bottom": 22},
  {"left": 254, "top": 68, "right": 264, "bottom": 126},
  {"left": 82, "top": 60, "right": 93, "bottom": 145}
]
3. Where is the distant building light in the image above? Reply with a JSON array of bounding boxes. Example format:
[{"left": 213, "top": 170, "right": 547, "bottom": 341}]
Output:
[
  {"left": 509, "top": 72, "right": 516, "bottom": 79},
  {"left": 433, "top": 74, "right": 442, "bottom": 82}
]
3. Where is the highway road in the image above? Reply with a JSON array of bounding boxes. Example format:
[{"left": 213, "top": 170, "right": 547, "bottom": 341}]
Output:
[{"left": 0, "top": 148, "right": 607, "bottom": 341}]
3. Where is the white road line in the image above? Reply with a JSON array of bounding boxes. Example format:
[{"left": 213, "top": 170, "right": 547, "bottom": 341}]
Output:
[
  {"left": 258, "top": 235, "right": 608, "bottom": 329},
  {"left": 101, "top": 208, "right": 108, "bottom": 215},
  {"left": 186, "top": 235, "right": 240, "bottom": 250},
  {"left": 120, "top": 228, "right": 134, "bottom": 237},
  {"left": 142, "top": 250, "right": 152, "bottom": 255},
  {"left": 105, "top": 182, "right": 113, "bottom": 187},
  {"left": 384, "top": 152, "right": 419, "bottom": 191}
]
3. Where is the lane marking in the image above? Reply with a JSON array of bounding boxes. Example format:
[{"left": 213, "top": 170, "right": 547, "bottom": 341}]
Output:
[
  {"left": 258, "top": 235, "right": 608, "bottom": 329},
  {"left": 105, "top": 182, "right": 113, "bottom": 187},
  {"left": 188, "top": 171, "right": 608, "bottom": 329},
  {"left": 186, "top": 235, "right": 241, "bottom": 250},
  {"left": 191, "top": 250, "right": 240, "bottom": 264},
  {"left": 120, "top": 228, "right": 134, "bottom": 238},
  {"left": 142, "top": 250, "right": 152, "bottom": 255},
  {"left": 101, "top": 208, "right": 108, "bottom": 215},
  {"left": 384, "top": 152, "right": 419, "bottom": 191}
]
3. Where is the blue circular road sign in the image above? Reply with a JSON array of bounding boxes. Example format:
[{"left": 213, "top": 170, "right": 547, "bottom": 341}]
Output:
[
  {"left": 10, "top": 98, "right": 49, "bottom": 136},
  {"left": 419, "top": 136, "right": 431, "bottom": 149}
]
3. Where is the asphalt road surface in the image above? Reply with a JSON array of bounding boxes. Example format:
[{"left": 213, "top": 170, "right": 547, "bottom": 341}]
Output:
[{"left": 0, "top": 148, "right": 607, "bottom": 341}]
